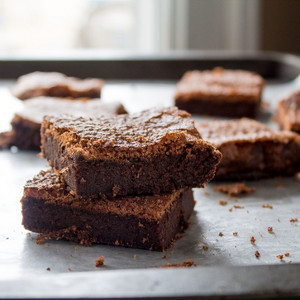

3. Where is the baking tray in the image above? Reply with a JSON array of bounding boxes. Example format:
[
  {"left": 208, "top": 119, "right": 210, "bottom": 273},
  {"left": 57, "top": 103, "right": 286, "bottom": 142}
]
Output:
[{"left": 0, "top": 51, "right": 300, "bottom": 299}]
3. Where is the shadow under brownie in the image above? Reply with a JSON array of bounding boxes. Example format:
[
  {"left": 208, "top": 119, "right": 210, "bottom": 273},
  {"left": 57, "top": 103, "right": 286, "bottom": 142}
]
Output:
[
  {"left": 0, "top": 97, "right": 126, "bottom": 151},
  {"left": 196, "top": 118, "right": 300, "bottom": 180},
  {"left": 12, "top": 71, "right": 104, "bottom": 100},
  {"left": 41, "top": 107, "right": 222, "bottom": 197},
  {"left": 21, "top": 169, "right": 195, "bottom": 251},
  {"left": 175, "top": 67, "right": 265, "bottom": 118}
]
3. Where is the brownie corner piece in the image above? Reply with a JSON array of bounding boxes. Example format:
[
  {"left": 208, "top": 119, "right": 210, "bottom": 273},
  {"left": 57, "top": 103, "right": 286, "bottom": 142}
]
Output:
[
  {"left": 276, "top": 90, "right": 300, "bottom": 133},
  {"left": 175, "top": 67, "right": 264, "bottom": 118},
  {"left": 21, "top": 169, "right": 195, "bottom": 251},
  {"left": 41, "top": 107, "right": 221, "bottom": 197},
  {"left": 196, "top": 118, "right": 300, "bottom": 180}
]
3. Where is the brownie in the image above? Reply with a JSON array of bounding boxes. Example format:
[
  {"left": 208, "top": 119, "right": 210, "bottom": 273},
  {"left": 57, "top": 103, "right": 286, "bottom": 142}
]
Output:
[
  {"left": 196, "top": 118, "right": 300, "bottom": 180},
  {"left": 175, "top": 67, "right": 265, "bottom": 118},
  {"left": 12, "top": 72, "right": 104, "bottom": 100},
  {"left": 276, "top": 90, "right": 300, "bottom": 133},
  {"left": 21, "top": 170, "right": 195, "bottom": 251},
  {"left": 41, "top": 107, "right": 222, "bottom": 197},
  {"left": 0, "top": 97, "right": 126, "bottom": 151}
]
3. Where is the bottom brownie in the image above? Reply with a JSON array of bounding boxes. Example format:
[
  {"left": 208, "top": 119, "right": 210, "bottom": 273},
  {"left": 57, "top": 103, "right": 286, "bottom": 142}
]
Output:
[{"left": 21, "top": 170, "right": 195, "bottom": 251}]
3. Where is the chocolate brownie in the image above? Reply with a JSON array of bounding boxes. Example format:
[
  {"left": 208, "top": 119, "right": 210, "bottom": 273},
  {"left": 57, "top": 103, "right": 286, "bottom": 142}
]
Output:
[
  {"left": 276, "top": 90, "right": 300, "bottom": 133},
  {"left": 196, "top": 118, "right": 300, "bottom": 180},
  {"left": 0, "top": 97, "right": 126, "bottom": 151},
  {"left": 41, "top": 107, "right": 222, "bottom": 197},
  {"left": 175, "top": 67, "right": 265, "bottom": 117},
  {"left": 12, "top": 72, "right": 104, "bottom": 100},
  {"left": 21, "top": 170, "right": 195, "bottom": 251}
]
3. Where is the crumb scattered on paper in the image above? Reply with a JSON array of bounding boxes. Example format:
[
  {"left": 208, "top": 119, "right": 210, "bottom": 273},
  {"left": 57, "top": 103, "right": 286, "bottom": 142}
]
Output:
[
  {"left": 262, "top": 204, "right": 273, "bottom": 209},
  {"left": 95, "top": 256, "right": 104, "bottom": 267},
  {"left": 161, "top": 261, "right": 196, "bottom": 268},
  {"left": 214, "top": 183, "right": 255, "bottom": 197},
  {"left": 250, "top": 236, "right": 256, "bottom": 244}
]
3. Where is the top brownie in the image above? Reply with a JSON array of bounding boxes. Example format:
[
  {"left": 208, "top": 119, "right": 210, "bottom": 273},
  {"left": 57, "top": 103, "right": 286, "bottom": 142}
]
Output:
[
  {"left": 175, "top": 67, "right": 265, "bottom": 117},
  {"left": 197, "top": 118, "right": 300, "bottom": 180},
  {"left": 41, "top": 107, "right": 222, "bottom": 197},
  {"left": 12, "top": 72, "right": 104, "bottom": 100},
  {"left": 276, "top": 90, "right": 300, "bottom": 133}
]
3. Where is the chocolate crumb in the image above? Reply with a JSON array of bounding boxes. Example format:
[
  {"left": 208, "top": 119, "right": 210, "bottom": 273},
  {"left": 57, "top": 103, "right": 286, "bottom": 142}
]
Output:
[
  {"left": 203, "top": 245, "right": 209, "bottom": 251},
  {"left": 162, "top": 255, "right": 167, "bottom": 259},
  {"left": 233, "top": 232, "right": 238, "bottom": 236},
  {"left": 46, "top": 267, "right": 51, "bottom": 271},
  {"left": 95, "top": 256, "right": 104, "bottom": 267},
  {"left": 133, "top": 254, "right": 137, "bottom": 259},
  {"left": 267, "top": 227, "right": 273, "bottom": 233},
  {"left": 288, "top": 260, "right": 293, "bottom": 264},
  {"left": 67, "top": 267, "right": 71, "bottom": 271},
  {"left": 219, "top": 232, "right": 224, "bottom": 237},
  {"left": 290, "top": 217, "right": 298, "bottom": 223},
  {"left": 233, "top": 205, "right": 244, "bottom": 209},
  {"left": 262, "top": 204, "right": 273, "bottom": 209},
  {"left": 276, "top": 182, "right": 283, "bottom": 188},
  {"left": 161, "top": 261, "right": 196, "bottom": 268},
  {"left": 250, "top": 236, "right": 256, "bottom": 244},
  {"left": 228, "top": 208, "right": 233, "bottom": 212},
  {"left": 255, "top": 251, "right": 260, "bottom": 258},
  {"left": 277, "top": 254, "right": 284, "bottom": 260},
  {"left": 219, "top": 199, "right": 227, "bottom": 206},
  {"left": 285, "top": 253, "right": 290, "bottom": 257},
  {"left": 214, "top": 183, "right": 255, "bottom": 197}
]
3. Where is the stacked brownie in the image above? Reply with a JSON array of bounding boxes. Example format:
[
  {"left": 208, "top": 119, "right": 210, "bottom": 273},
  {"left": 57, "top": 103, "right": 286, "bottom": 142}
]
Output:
[{"left": 21, "top": 107, "right": 222, "bottom": 250}]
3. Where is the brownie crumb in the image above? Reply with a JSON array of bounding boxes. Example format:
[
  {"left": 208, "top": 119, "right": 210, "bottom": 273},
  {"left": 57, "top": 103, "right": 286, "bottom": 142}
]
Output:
[
  {"left": 277, "top": 254, "right": 284, "bottom": 260},
  {"left": 67, "top": 267, "right": 71, "bottom": 272},
  {"left": 228, "top": 208, "right": 233, "bottom": 212},
  {"left": 267, "top": 227, "right": 273, "bottom": 233},
  {"left": 95, "top": 256, "right": 104, "bottom": 267},
  {"left": 285, "top": 253, "right": 290, "bottom": 257},
  {"left": 161, "top": 260, "right": 196, "bottom": 268},
  {"left": 35, "top": 234, "right": 49, "bottom": 244},
  {"left": 233, "top": 205, "right": 244, "bottom": 209},
  {"left": 219, "top": 199, "right": 227, "bottom": 206},
  {"left": 288, "top": 261, "right": 293, "bottom": 264},
  {"left": 219, "top": 232, "right": 224, "bottom": 237},
  {"left": 262, "top": 204, "right": 273, "bottom": 209},
  {"left": 203, "top": 245, "right": 209, "bottom": 251},
  {"left": 276, "top": 182, "right": 283, "bottom": 189},
  {"left": 250, "top": 236, "right": 256, "bottom": 244},
  {"left": 46, "top": 267, "right": 51, "bottom": 271},
  {"left": 290, "top": 217, "right": 298, "bottom": 223},
  {"left": 214, "top": 183, "right": 255, "bottom": 197},
  {"left": 255, "top": 251, "right": 260, "bottom": 258},
  {"left": 133, "top": 254, "right": 137, "bottom": 259},
  {"left": 233, "top": 232, "right": 238, "bottom": 236}
]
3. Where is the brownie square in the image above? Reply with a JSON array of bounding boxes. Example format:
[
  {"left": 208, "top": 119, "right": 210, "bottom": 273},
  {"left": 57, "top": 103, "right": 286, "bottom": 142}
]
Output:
[
  {"left": 41, "top": 107, "right": 222, "bottom": 197},
  {"left": 175, "top": 67, "right": 265, "bottom": 118},
  {"left": 12, "top": 72, "right": 104, "bottom": 100},
  {"left": 21, "top": 170, "right": 195, "bottom": 251},
  {"left": 276, "top": 90, "right": 300, "bottom": 133},
  {"left": 196, "top": 118, "right": 300, "bottom": 180},
  {"left": 0, "top": 98, "right": 126, "bottom": 151}
]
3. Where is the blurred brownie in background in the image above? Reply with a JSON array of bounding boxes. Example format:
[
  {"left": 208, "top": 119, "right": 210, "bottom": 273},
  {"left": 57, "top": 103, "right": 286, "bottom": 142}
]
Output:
[
  {"left": 276, "top": 90, "right": 300, "bottom": 133},
  {"left": 12, "top": 72, "right": 104, "bottom": 100},
  {"left": 197, "top": 118, "right": 300, "bottom": 180},
  {"left": 175, "top": 67, "right": 264, "bottom": 118},
  {"left": 0, "top": 97, "right": 126, "bottom": 151}
]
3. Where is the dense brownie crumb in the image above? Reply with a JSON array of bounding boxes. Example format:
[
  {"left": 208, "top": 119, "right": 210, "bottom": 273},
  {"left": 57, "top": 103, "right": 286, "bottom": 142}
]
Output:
[
  {"left": 41, "top": 107, "right": 221, "bottom": 197},
  {"left": 22, "top": 169, "right": 195, "bottom": 251},
  {"left": 250, "top": 236, "right": 256, "bottom": 244},
  {"left": 218, "top": 200, "right": 227, "bottom": 206},
  {"left": 262, "top": 204, "right": 273, "bottom": 209},
  {"left": 290, "top": 218, "right": 298, "bottom": 223},
  {"left": 0, "top": 98, "right": 126, "bottom": 151},
  {"left": 95, "top": 256, "right": 104, "bottom": 267},
  {"left": 255, "top": 251, "right": 260, "bottom": 258},
  {"left": 175, "top": 67, "right": 264, "bottom": 117},
  {"left": 276, "top": 90, "right": 300, "bottom": 133},
  {"left": 267, "top": 227, "right": 273, "bottom": 233},
  {"left": 160, "top": 260, "right": 196, "bottom": 268},
  {"left": 214, "top": 183, "right": 255, "bottom": 197},
  {"left": 12, "top": 72, "right": 104, "bottom": 100},
  {"left": 197, "top": 118, "right": 300, "bottom": 180}
]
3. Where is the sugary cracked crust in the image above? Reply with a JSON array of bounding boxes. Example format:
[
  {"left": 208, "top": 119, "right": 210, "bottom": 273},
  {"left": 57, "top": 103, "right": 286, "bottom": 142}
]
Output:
[
  {"left": 175, "top": 67, "right": 264, "bottom": 103},
  {"left": 42, "top": 106, "right": 221, "bottom": 160},
  {"left": 12, "top": 72, "right": 104, "bottom": 100}
]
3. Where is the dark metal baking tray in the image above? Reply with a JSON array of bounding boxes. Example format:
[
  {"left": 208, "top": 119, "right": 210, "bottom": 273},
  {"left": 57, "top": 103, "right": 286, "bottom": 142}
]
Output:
[{"left": 0, "top": 51, "right": 300, "bottom": 299}]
